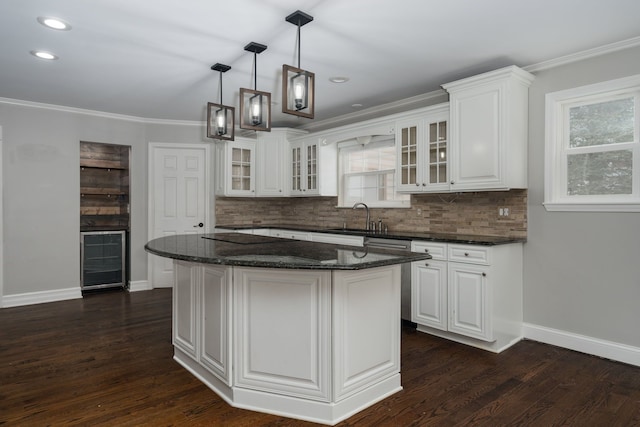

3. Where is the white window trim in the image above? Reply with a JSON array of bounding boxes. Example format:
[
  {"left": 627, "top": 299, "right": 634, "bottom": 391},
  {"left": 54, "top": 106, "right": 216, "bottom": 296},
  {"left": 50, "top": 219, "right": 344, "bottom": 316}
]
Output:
[
  {"left": 544, "top": 74, "right": 640, "bottom": 212},
  {"left": 337, "top": 138, "right": 410, "bottom": 208}
]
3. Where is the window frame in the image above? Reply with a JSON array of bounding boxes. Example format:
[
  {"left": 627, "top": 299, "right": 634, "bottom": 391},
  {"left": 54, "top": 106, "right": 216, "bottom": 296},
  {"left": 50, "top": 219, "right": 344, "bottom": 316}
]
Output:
[
  {"left": 337, "top": 138, "right": 410, "bottom": 208},
  {"left": 544, "top": 74, "right": 640, "bottom": 212}
]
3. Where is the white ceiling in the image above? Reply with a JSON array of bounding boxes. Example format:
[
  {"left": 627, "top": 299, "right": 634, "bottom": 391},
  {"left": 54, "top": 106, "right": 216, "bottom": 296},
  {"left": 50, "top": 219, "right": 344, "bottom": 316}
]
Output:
[{"left": 2, "top": 0, "right": 640, "bottom": 129}]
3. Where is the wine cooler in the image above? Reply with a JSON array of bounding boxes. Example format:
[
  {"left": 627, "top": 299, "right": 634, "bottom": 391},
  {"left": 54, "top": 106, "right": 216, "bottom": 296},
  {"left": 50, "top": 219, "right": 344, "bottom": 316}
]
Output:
[{"left": 81, "top": 231, "right": 126, "bottom": 290}]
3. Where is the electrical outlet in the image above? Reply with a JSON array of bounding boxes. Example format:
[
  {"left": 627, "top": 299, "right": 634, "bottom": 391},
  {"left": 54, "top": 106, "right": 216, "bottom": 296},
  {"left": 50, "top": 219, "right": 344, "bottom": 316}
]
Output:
[
  {"left": 417, "top": 208, "right": 422, "bottom": 216},
  {"left": 498, "top": 207, "right": 510, "bottom": 217}
]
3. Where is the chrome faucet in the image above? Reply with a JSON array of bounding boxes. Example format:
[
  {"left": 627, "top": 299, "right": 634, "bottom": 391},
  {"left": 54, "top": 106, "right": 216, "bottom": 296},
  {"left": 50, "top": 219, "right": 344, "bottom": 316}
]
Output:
[{"left": 352, "top": 202, "right": 370, "bottom": 231}]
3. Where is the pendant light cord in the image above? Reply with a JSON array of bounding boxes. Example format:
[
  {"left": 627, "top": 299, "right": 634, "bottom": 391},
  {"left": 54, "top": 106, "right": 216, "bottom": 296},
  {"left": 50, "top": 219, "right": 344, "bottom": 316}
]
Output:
[
  {"left": 297, "top": 22, "right": 301, "bottom": 68},
  {"left": 254, "top": 52, "right": 257, "bottom": 90},
  {"left": 218, "top": 72, "right": 223, "bottom": 104}
]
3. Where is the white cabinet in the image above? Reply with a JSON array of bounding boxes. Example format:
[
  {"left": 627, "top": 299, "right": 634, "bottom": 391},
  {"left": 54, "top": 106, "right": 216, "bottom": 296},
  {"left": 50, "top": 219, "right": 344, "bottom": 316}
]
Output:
[
  {"left": 411, "top": 241, "right": 448, "bottom": 330},
  {"left": 448, "top": 261, "right": 490, "bottom": 341},
  {"left": 173, "top": 261, "right": 232, "bottom": 385},
  {"left": 256, "top": 129, "right": 307, "bottom": 197},
  {"left": 214, "top": 138, "right": 256, "bottom": 197},
  {"left": 442, "top": 65, "right": 534, "bottom": 191},
  {"left": 289, "top": 137, "right": 337, "bottom": 196},
  {"left": 410, "top": 241, "right": 523, "bottom": 353},
  {"left": 396, "top": 105, "right": 450, "bottom": 193}
]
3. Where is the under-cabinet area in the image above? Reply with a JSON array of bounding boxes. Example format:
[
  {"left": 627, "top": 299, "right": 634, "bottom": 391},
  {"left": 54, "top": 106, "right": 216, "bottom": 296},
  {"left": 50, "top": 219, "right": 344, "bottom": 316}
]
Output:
[{"left": 80, "top": 141, "right": 131, "bottom": 290}]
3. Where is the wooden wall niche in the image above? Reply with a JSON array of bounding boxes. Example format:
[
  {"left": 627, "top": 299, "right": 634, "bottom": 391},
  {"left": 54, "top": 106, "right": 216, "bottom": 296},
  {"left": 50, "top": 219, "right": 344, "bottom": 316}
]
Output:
[{"left": 80, "top": 141, "right": 131, "bottom": 231}]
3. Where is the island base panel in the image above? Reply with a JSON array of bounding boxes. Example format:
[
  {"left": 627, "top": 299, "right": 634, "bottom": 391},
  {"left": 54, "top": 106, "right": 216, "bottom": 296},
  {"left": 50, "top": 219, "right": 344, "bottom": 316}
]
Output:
[{"left": 175, "top": 346, "right": 401, "bottom": 426}]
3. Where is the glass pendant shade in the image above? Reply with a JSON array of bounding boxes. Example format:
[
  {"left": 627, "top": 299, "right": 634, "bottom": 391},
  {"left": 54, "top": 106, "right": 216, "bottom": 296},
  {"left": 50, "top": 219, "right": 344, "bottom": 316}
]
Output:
[
  {"left": 207, "top": 102, "right": 235, "bottom": 141},
  {"left": 282, "top": 64, "right": 315, "bottom": 119},
  {"left": 240, "top": 88, "right": 271, "bottom": 131}
]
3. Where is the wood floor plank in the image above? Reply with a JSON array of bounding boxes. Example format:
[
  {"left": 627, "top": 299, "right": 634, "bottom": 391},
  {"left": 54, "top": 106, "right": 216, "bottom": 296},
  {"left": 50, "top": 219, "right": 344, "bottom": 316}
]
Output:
[{"left": 1, "top": 288, "right": 639, "bottom": 426}]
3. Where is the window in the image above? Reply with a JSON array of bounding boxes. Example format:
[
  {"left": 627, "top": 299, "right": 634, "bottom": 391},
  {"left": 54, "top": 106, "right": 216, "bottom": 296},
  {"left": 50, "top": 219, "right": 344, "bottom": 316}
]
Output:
[
  {"left": 338, "top": 137, "right": 410, "bottom": 208},
  {"left": 545, "top": 75, "right": 640, "bottom": 212}
]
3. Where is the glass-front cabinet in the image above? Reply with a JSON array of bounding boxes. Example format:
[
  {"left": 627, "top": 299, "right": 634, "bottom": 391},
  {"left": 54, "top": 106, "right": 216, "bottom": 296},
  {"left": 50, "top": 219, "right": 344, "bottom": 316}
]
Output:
[
  {"left": 396, "top": 104, "right": 449, "bottom": 193},
  {"left": 290, "top": 139, "right": 319, "bottom": 195},
  {"left": 214, "top": 139, "right": 256, "bottom": 197}
]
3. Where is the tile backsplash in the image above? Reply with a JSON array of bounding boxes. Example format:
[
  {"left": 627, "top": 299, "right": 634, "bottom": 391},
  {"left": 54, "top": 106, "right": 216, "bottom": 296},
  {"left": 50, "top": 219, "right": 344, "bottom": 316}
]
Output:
[{"left": 215, "top": 190, "right": 527, "bottom": 238}]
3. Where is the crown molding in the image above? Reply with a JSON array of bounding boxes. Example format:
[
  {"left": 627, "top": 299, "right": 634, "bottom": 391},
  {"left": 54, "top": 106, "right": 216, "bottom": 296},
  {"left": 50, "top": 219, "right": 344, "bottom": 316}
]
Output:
[
  {"left": 0, "top": 97, "right": 203, "bottom": 126},
  {"left": 524, "top": 35, "right": 640, "bottom": 73},
  {"left": 297, "top": 89, "right": 448, "bottom": 132}
]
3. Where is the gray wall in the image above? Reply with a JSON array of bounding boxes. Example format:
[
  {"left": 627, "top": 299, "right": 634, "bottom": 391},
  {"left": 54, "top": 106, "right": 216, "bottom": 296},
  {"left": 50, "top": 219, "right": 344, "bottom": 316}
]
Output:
[
  {"left": 0, "top": 103, "right": 206, "bottom": 296},
  {"left": 525, "top": 45, "right": 640, "bottom": 347}
]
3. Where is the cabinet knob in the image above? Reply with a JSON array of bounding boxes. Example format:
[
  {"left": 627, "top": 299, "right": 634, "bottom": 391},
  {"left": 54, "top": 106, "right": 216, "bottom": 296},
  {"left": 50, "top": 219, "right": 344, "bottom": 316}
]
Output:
[
  {"left": 424, "top": 249, "right": 429, "bottom": 253},
  {"left": 193, "top": 222, "right": 204, "bottom": 228},
  {"left": 450, "top": 180, "right": 455, "bottom": 184},
  {"left": 415, "top": 183, "right": 419, "bottom": 187},
  {"left": 422, "top": 183, "right": 426, "bottom": 186},
  {"left": 482, "top": 273, "right": 487, "bottom": 277},
  {"left": 464, "top": 252, "right": 469, "bottom": 256}
]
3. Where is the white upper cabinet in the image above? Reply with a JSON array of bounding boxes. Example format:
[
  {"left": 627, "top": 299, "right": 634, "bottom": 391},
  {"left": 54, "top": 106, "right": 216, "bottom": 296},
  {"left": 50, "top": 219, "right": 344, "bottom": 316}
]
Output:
[
  {"left": 214, "top": 138, "right": 256, "bottom": 197},
  {"left": 256, "top": 129, "right": 306, "bottom": 197},
  {"left": 289, "top": 137, "right": 337, "bottom": 197},
  {"left": 396, "top": 104, "right": 450, "bottom": 193},
  {"left": 443, "top": 65, "right": 534, "bottom": 191}
]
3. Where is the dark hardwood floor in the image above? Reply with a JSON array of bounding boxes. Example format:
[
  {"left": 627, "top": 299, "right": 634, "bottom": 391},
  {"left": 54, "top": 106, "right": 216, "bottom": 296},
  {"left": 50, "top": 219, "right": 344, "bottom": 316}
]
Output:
[{"left": 1, "top": 289, "right": 639, "bottom": 426}]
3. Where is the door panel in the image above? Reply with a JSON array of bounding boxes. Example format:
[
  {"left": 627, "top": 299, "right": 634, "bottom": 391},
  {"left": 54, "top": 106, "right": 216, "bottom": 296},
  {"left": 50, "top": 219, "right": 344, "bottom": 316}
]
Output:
[{"left": 150, "top": 144, "right": 209, "bottom": 288}]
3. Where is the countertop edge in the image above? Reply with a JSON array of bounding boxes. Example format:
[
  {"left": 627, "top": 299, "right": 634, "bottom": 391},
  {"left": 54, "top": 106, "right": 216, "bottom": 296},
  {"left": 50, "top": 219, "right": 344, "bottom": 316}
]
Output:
[
  {"left": 214, "top": 224, "right": 526, "bottom": 246},
  {"left": 144, "top": 239, "right": 431, "bottom": 270}
]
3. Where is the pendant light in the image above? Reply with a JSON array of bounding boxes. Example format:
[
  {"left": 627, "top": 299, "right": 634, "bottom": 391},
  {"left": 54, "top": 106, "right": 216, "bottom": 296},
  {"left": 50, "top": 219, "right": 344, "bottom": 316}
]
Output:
[
  {"left": 240, "top": 42, "right": 271, "bottom": 132},
  {"left": 207, "top": 63, "right": 235, "bottom": 141},
  {"left": 282, "top": 10, "right": 315, "bottom": 119}
]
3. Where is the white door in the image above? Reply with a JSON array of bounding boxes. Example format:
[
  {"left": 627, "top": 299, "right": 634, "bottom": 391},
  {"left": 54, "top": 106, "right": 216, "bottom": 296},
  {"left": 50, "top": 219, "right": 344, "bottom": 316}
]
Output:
[{"left": 149, "top": 143, "right": 209, "bottom": 288}]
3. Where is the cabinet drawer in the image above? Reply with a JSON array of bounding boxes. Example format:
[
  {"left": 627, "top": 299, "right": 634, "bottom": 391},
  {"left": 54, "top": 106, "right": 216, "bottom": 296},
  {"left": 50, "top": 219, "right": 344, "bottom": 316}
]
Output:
[
  {"left": 448, "top": 245, "right": 490, "bottom": 265},
  {"left": 411, "top": 241, "right": 447, "bottom": 260}
]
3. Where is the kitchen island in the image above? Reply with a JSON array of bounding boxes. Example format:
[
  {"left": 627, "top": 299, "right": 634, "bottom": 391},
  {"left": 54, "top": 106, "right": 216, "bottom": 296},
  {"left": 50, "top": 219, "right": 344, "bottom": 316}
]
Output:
[{"left": 145, "top": 233, "right": 430, "bottom": 425}]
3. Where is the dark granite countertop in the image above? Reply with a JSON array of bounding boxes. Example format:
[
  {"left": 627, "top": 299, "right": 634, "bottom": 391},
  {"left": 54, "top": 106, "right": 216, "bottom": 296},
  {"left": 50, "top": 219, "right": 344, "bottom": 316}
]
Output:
[
  {"left": 145, "top": 233, "right": 431, "bottom": 270},
  {"left": 215, "top": 224, "right": 525, "bottom": 246}
]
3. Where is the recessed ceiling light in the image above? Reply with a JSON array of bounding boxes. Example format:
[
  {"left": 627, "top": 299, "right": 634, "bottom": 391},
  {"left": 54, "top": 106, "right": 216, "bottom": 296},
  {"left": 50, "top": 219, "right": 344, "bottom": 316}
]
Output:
[
  {"left": 30, "top": 50, "right": 58, "bottom": 60},
  {"left": 351, "top": 103, "right": 363, "bottom": 108},
  {"left": 37, "top": 16, "right": 72, "bottom": 31},
  {"left": 329, "top": 77, "right": 349, "bottom": 83}
]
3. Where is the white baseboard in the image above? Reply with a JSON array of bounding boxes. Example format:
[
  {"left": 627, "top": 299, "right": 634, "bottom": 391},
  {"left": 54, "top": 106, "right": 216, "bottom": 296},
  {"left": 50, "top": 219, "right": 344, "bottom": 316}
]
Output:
[
  {"left": 1, "top": 287, "right": 82, "bottom": 308},
  {"left": 523, "top": 323, "right": 640, "bottom": 367},
  {"left": 128, "top": 280, "right": 151, "bottom": 292}
]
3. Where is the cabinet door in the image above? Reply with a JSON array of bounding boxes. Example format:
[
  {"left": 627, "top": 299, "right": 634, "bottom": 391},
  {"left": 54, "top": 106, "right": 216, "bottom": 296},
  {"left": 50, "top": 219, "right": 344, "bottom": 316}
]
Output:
[
  {"left": 173, "top": 261, "right": 198, "bottom": 359},
  {"left": 305, "top": 141, "right": 319, "bottom": 194},
  {"left": 396, "top": 118, "right": 422, "bottom": 192},
  {"left": 448, "top": 262, "right": 493, "bottom": 342},
  {"left": 425, "top": 117, "right": 449, "bottom": 192},
  {"left": 412, "top": 259, "right": 447, "bottom": 331},
  {"left": 227, "top": 140, "right": 256, "bottom": 196},
  {"left": 290, "top": 141, "right": 305, "bottom": 195},
  {"left": 449, "top": 85, "right": 503, "bottom": 191},
  {"left": 256, "top": 136, "right": 285, "bottom": 196}
]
